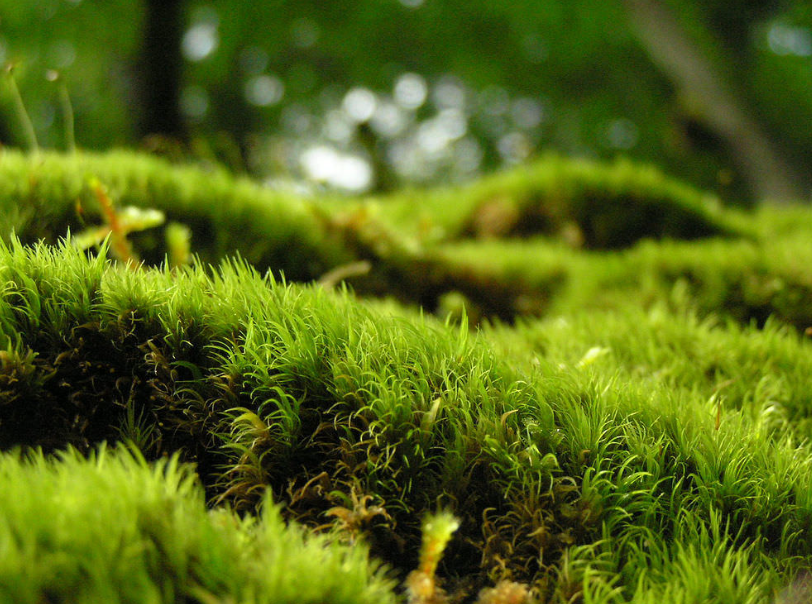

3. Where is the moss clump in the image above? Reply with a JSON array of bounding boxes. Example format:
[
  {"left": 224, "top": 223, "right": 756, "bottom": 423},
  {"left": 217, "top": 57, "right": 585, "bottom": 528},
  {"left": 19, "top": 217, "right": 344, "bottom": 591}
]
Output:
[
  {"left": 0, "top": 237, "right": 586, "bottom": 596},
  {"left": 4, "top": 148, "right": 812, "bottom": 601},
  {"left": 0, "top": 445, "right": 397, "bottom": 604},
  {"left": 0, "top": 149, "right": 354, "bottom": 280},
  {"left": 0, "top": 149, "right": 756, "bottom": 325},
  {"left": 2, "top": 236, "right": 812, "bottom": 602},
  {"left": 377, "top": 153, "right": 740, "bottom": 249}
]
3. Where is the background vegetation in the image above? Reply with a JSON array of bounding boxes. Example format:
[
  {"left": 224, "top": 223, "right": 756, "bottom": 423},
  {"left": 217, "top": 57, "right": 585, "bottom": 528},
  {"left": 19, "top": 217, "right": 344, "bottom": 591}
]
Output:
[{"left": 1, "top": 0, "right": 811, "bottom": 202}]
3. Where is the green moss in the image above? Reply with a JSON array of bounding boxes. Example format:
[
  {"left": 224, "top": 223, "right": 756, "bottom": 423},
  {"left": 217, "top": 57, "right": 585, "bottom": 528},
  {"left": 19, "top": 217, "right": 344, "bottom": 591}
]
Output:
[
  {"left": 1, "top": 237, "right": 812, "bottom": 602},
  {"left": 0, "top": 149, "right": 353, "bottom": 280},
  {"left": 436, "top": 231, "right": 812, "bottom": 330},
  {"left": 0, "top": 149, "right": 756, "bottom": 325},
  {"left": 0, "top": 445, "right": 397, "bottom": 604},
  {"left": 374, "top": 153, "right": 742, "bottom": 248},
  {"left": 3, "top": 149, "right": 812, "bottom": 602}
]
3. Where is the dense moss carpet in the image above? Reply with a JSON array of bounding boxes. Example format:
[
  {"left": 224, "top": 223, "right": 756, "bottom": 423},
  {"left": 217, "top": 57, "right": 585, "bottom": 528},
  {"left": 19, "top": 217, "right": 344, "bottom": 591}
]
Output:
[{"left": 1, "top": 150, "right": 811, "bottom": 603}]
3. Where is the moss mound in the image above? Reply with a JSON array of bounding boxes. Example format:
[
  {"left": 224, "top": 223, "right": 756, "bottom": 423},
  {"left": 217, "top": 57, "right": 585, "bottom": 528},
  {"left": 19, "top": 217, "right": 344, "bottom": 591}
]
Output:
[
  {"left": 0, "top": 149, "right": 352, "bottom": 280},
  {"left": 377, "top": 153, "right": 738, "bottom": 248},
  {"left": 2, "top": 150, "right": 812, "bottom": 602},
  {"left": 1, "top": 149, "right": 769, "bottom": 325},
  {"left": 1, "top": 236, "right": 812, "bottom": 602},
  {"left": 0, "top": 446, "right": 396, "bottom": 604}
]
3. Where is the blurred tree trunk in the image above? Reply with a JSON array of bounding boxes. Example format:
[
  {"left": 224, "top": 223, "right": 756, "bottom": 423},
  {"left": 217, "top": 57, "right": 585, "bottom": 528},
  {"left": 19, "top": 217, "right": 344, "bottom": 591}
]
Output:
[
  {"left": 137, "top": 0, "right": 186, "bottom": 141},
  {"left": 623, "top": 0, "right": 806, "bottom": 203}
]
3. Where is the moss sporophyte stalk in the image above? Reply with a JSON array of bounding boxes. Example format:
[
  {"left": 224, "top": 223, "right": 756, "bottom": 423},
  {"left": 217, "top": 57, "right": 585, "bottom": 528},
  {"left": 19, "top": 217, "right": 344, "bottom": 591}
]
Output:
[
  {"left": 406, "top": 511, "right": 460, "bottom": 604},
  {"left": 75, "top": 177, "right": 166, "bottom": 267},
  {"left": 3, "top": 63, "right": 39, "bottom": 153}
]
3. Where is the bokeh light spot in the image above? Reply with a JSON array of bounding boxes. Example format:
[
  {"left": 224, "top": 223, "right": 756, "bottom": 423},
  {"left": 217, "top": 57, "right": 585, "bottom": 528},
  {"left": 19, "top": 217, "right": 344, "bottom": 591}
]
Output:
[
  {"left": 323, "top": 110, "right": 354, "bottom": 143},
  {"left": 436, "top": 108, "right": 468, "bottom": 140},
  {"left": 604, "top": 118, "right": 639, "bottom": 149},
  {"left": 394, "top": 73, "right": 428, "bottom": 110},
  {"left": 245, "top": 75, "right": 285, "bottom": 107},
  {"left": 511, "top": 97, "right": 544, "bottom": 129},
  {"left": 281, "top": 105, "right": 314, "bottom": 134},
  {"left": 182, "top": 23, "right": 219, "bottom": 62},
  {"left": 239, "top": 46, "right": 269, "bottom": 74},
  {"left": 768, "top": 23, "right": 812, "bottom": 57},
  {"left": 479, "top": 86, "right": 510, "bottom": 116},
  {"left": 300, "top": 146, "right": 373, "bottom": 192},
  {"left": 291, "top": 18, "right": 320, "bottom": 49},
  {"left": 342, "top": 87, "right": 377, "bottom": 123},
  {"left": 432, "top": 76, "right": 466, "bottom": 110},
  {"left": 371, "top": 101, "right": 409, "bottom": 138},
  {"left": 498, "top": 131, "right": 533, "bottom": 163}
]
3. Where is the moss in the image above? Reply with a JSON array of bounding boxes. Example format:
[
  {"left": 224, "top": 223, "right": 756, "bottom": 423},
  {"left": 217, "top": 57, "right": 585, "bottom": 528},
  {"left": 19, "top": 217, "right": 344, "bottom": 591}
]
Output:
[
  {"left": 1, "top": 237, "right": 812, "bottom": 602},
  {"left": 0, "top": 149, "right": 353, "bottom": 280},
  {"left": 0, "top": 445, "right": 397, "bottom": 604},
  {"left": 436, "top": 233, "right": 812, "bottom": 330},
  {"left": 2, "top": 150, "right": 812, "bottom": 602},
  {"left": 376, "top": 153, "right": 742, "bottom": 248},
  {"left": 0, "top": 149, "right": 753, "bottom": 326}
]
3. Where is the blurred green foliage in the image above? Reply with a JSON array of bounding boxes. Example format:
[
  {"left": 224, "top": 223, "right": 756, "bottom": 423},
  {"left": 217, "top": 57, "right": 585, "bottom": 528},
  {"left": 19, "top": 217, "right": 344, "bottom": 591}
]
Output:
[{"left": 0, "top": 0, "right": 810, "bottom": 201}]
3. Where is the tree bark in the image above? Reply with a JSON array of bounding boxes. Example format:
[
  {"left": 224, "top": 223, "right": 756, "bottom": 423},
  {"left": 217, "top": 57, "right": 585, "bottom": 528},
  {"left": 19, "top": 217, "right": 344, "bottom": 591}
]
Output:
[{"left": 137, "top": 0, "right": 186, "bottom": 141}]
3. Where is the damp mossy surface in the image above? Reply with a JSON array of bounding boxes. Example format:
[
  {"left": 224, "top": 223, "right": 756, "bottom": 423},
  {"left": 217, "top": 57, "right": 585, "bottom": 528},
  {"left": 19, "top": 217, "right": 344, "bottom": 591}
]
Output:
[{"left": 1, "top": 150, "right": 812, "bottom": 603}]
